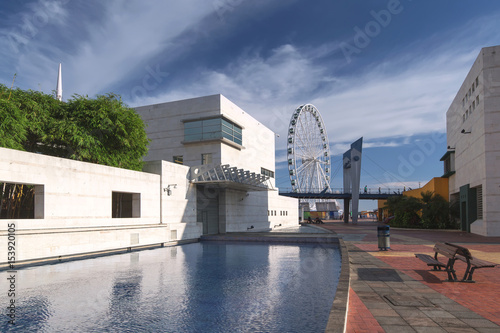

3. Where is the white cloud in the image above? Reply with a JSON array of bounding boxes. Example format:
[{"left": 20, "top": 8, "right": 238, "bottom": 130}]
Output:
[
  {"left": 130, "top": 12, "right": 499, "bottom": 155},
  {"left": 3, "top": 1, "right": 499, "bottom": 155},
  {"left": 130, "top": 43, "right": 332, "bottom": 142},
  {"left": 1, "top": 0, "right": 219, "bottom": 97}
]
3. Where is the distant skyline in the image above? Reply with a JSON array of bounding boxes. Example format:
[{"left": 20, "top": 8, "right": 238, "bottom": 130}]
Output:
[{"left": 1, "top": 1, "right": 500, "bottom": 210}]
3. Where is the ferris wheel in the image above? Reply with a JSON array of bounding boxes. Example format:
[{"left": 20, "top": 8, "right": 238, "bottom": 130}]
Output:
[{"left": 287, "top": 104, "right": 331, "bottom": 195}]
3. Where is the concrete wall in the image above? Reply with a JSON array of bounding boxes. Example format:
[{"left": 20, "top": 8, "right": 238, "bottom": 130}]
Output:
[
  {"left": 0, "top": 147, "right": 160, "bottom": 230},
  {"left": 219, "top": 95, "right": 277, "bottom": 187},
  {"left": 0, "top": 147, "right": 199, "bottom": 264},
  {"left": 221, "top": 190, "right": 298, "bottom": 232},
  {"left": 445, "top": 45, "right": 500, "bottom": 236},
  {"left": 143, "top": 160, "right": 202, "bottom": 240}
]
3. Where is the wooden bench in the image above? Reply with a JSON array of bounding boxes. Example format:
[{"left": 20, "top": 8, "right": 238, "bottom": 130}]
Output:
[
  {"left": 415, "top": 242, "right": 460, "bottom": 282},
  {"left": 445, "top": 242, "right": 497, "bottom": 283}
]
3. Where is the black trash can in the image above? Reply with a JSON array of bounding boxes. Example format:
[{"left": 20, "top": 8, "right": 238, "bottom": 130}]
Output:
[{"left": 377, "top": 225, "right": 390, "bottom": 251}]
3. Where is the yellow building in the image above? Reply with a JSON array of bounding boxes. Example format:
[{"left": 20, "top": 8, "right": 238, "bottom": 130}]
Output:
[{"left": 378, "top": 177, "right": 449, "bottom": 221}]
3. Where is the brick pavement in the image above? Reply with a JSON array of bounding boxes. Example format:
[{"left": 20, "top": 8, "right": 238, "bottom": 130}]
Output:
[{"left": 320, "top": 221, "right": 500, "bottom": 333}]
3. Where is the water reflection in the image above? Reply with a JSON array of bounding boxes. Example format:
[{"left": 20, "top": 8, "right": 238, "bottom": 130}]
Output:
[{"left": 1, "top": 242, "right": 340, "bottom": 332}]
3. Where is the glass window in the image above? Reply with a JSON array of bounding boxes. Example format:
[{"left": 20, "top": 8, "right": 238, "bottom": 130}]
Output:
[
  {"left": 203, "top": 125, "right": 221, "bottom": 134},
  {"left": 1, "top": 183, "right": 42, "bottom": 219},
  {"left": 184, "top": 127, "right": 202, "bottom": 135},
  {"left": 185, "top": 133, "right": 203, "bottom": 141},
  {"left": 184, "top": 117, "right": 242, "bottom": 146},
  {"left": 112, "top": 192, "right": 140, "bottom": 218},
  {"left": 203, "top": 132, "right": 220, "bottom": 140},
  {"left": 201, "top": 153, "right": 212, "bottom": 165},
  {"left": 173, "top": 156, "right": 183, "bottom": 164},
  {"left": 261, "top": 168, "right": 275, "bottom": 178},
  {"left": 184, "top": 121, "right": 202, "bottom": 129}
]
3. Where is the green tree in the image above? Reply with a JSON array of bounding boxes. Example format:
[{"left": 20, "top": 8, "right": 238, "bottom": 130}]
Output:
[
  {"left": 420, "top": 191, "right": 452, "bottom": 229},
  {"left": 0, "top": 84, "right": 149, "bottom": 171},
  {"left": 384, "top": 195, "right": 422, "bottom": 227},
  {"left": 0, "top": 98, "right": 27, "bottom": 150},
  {"left": 384, "top": 191, "right": 458, "bottom": 229}
]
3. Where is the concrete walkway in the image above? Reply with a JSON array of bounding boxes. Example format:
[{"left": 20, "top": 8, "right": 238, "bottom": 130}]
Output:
[{"left": 319, "top": 221, "right": 500, "bottom": 333}]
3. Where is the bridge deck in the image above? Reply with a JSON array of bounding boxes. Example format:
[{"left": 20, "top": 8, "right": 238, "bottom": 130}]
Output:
[{"left": 278, "top": 192, "right": 401, "bottom": 200}]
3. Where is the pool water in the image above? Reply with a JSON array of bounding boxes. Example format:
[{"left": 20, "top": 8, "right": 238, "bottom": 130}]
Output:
[{"left": 2, "top": 241, "right": 341, "bottom": 332}]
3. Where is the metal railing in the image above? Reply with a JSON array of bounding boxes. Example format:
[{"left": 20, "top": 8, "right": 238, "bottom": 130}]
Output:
[{"left": 278, "top": 187, "right": 407, "bottom": 195}]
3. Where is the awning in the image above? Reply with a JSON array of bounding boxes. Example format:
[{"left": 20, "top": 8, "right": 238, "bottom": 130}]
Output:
[
  {"left": 440, "top": 150, "right": 455, "bottom": 161},
  {"left": 190, "top": 164, "right": 273, "bottom": 192}
]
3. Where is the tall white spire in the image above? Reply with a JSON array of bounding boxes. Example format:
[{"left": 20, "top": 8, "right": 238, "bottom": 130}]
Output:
[{"left": 56, "top": 63, "right": 62, "bottom": 101}]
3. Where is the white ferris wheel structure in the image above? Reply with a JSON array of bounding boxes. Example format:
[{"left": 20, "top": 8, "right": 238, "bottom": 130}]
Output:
[{"left": 287, "top": 104, "right": 332, "bottom": 210}]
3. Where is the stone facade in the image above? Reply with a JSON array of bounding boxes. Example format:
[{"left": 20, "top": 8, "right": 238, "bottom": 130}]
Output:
[{"left": 444, "top": 45, "right": 500, "bottom": 236}]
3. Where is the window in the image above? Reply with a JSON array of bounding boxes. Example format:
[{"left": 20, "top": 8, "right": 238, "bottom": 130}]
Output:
[
  {"left": 477, "top": 186, "right": 483, "bottom": 219},
  {"left": 173, "top": 155, "right": 183, "bottom": 165},
  {"left": 1, "top": 183, "right": 44, "bottom": 219},
  {"left": 476, "top": 95, "right": 480, "bottom": 106},
  {"left": 221, "top": 118, "right": 242, "bottom": 145},
  {"left": 184, "top": 117, "right": 242, "bottom": 146},
  {"left": 201, "top": 153, "right": 213, "bottom": 165},
  {"left": 440, "top": 151, "right": 455, "bottom": 178},
  {"left": 476, "top": 76, "right": 479, "bottom": 87},
  {"left": 112, "top": 192, "right": 140, "bottom": 218},
  {"left": 261, "top": 167, "right": 275, "bottom": 178}
]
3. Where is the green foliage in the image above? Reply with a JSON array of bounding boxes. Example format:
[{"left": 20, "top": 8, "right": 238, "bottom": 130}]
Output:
[
  {"left": 384, "top": 195, "right": 422, "bottom": 228},
  {"left": 420, "top": 191, "right": 453, "bottom": 229},
  {"left": 384, "top": 191, "right": 457, "bottom": 229},
  {"left": 0, "top": 84, "right": 149, "bottom": 171},
  {"left": 0, "top": 97, "right": 27, "bottom": 150}
]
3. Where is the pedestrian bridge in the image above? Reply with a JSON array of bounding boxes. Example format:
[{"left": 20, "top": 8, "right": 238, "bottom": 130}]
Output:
[{"left": 278, "top": 187, "right": 403, "bottom": 200}]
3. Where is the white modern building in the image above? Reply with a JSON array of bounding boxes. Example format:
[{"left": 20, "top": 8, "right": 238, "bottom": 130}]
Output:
[
  {"left": 135, "top": 94, "right": 298, "bottom": 234},
  {"left": 0, "top": 94, "right": 298, "bottom": 266},
  {"left": 442, "top": 45, "right": 500, "bottom": 236}
]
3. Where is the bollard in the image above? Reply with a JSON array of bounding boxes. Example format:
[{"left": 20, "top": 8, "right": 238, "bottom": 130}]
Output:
[{"left": 377, "top": 225, "right": 390, "bottom": 251}]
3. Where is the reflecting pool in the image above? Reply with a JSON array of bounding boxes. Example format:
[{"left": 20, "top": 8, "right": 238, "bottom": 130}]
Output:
[{"left": 1, "top": 241, "right": 341, "bottom": 332}]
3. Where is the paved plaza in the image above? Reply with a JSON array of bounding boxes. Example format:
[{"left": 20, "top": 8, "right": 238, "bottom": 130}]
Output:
[{"left": 319, "top": 221, "right": 500, "bottom": 333}]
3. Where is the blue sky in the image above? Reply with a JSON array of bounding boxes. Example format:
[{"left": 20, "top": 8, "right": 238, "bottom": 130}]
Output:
[{"left": 1, "top": 0, "right": 500, "bottom": 210}]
